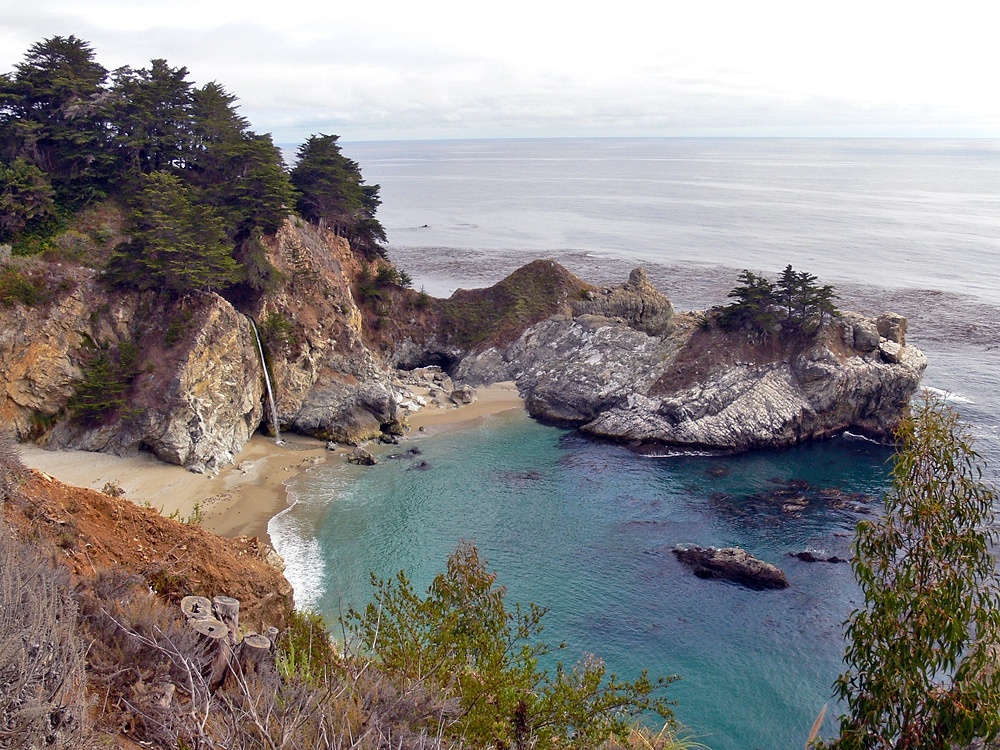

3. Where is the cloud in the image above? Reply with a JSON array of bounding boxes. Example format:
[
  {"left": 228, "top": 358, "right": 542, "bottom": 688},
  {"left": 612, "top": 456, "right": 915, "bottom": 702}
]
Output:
[{"left": 2, "top": 0, "right": 998, "bottom": 141}]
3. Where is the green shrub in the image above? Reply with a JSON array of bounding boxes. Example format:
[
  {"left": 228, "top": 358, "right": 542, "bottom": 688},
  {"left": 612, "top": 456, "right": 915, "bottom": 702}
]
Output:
[
  {"left": 414, "top": 287, "right": 431, "bottom": 309},
  {"left": 262, "top": 310, "right": 297, "bottom": 349},
  {"left": 0, "top": 267, "right": 39, "bottom": 306},
  {"left": 343, "top": 542, "right": 677, "bottom": 750},
  {"left": 164, "top": 310, "right": 193, "bottom": 347},
  {"left": 277, "top": 609, "right": 339, "bottom": 686},
  {"left": 827, "top": 395, "right": 1000, "bottom": 749}
]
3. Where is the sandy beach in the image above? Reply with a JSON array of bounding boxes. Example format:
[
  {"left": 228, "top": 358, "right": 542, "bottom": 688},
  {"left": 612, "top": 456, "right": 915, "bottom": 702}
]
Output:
[{"left": 18, "top": 381, "right": 525, "bottom": 545}]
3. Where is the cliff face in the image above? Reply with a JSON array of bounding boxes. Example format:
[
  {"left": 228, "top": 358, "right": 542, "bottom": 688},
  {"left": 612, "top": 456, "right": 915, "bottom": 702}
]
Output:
[
  {"left": 252, "top": 220, "right": 401, "bottom": 444},
  {"left": 0, "top": 264, "right": 264, "bottom": 472},
  {"left": 3, "top": 242, "right": 927, "bottom": 466},
  {"left": 0, "top": 219, "right": 404, "bottom": 471},
  {"left": 454, "top": 269, "right": 926, "bottom": 451}
]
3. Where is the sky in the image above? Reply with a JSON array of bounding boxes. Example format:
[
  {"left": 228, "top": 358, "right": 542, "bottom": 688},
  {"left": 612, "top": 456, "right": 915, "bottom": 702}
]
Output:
[{"left": 2, "top": 0, "right": 999, "bottom": 142}]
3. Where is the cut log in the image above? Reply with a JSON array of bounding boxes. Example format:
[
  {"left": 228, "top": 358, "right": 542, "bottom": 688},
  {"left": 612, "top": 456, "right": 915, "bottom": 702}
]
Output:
[
  {"left": 237, "top": 634, "right": 272, "bottom": 673},
  {"left": 265, "top": 626, "right": 279, "bottom": 654},
  {"left": 189, "top": 617, "right": 233, "bottom": 691},
  {"left": 190, "top": 617, "right": 229, "bottom": 639},
  {"left": 212, "top": 595, "right": 240, "bottom": 643},
  {"left": 181, "top": 595, "right": 213, "bottom": 620}
]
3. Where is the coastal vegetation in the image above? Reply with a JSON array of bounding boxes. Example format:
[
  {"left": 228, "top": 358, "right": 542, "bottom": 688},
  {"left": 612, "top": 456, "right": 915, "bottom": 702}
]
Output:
[
  {"left": 344, "top": 541, "right": 677, "bottom": 749},
  {"left": 0, "top": 35, "right": 388, "bottom": 298},
  {"left": 826, "top": 395, "right": 1000, "bottom": 749},
  {"left": 0, "top": 432, "right": 691, "bottom": 749},
  {"left": 715, "top": 265, "right": 838, "bottom": 340}
]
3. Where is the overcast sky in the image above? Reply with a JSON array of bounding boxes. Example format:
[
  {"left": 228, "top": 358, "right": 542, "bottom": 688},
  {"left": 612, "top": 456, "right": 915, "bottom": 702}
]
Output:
[{"left": 2, "top": 0, "right": 999, "bottom": 142}]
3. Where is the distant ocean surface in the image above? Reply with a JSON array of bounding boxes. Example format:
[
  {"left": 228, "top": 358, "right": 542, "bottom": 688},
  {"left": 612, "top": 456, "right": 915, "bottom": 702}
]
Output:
[{"left": 271, "top": 139, "right": 1000, "bottom": 750}]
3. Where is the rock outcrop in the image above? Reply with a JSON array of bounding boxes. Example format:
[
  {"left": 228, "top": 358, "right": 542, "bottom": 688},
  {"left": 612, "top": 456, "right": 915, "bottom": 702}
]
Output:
[
  {"left": 454, "top": 268, "right": 926, "bottom": 451},
  {"left": 3, "top": 245, "right": 926, "bottom": 469},
  {"left": 0, "top": 265, "right": 263, "bottom": 473},
  {"left": 250, "top": 220, "right": 402, "bottom": 445},
  {"left": 571, "top": 267, "right": 675, "bottom": 336},
  {"left": 672, "top": 546, "right": 790, "bottom": 590},
  {"left": 0, "top": 219, "right": 405, "bottom": 470}
]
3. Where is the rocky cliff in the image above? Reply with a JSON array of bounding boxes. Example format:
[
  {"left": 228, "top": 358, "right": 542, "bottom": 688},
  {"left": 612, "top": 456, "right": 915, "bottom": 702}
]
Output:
[
  {"left": 0, "top": 218, "right": 405, "bottom": 471},
  {"left": 2, "top": 237, "right": 926, "bottom": 468},
  {"left": 452, "top": 268, "right": 926, "bottom": 450},
  {"left": 250, "top": 219, "right": 401, "bottom": 445},
  {"left": 0, "top": 263, "right": 265, "bottom": 473}
]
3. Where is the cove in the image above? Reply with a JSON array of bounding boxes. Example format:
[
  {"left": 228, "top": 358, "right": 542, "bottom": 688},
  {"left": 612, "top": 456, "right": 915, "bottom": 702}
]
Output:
[{"left": 273, "top": 409, "right": 895, "bottom": 750}]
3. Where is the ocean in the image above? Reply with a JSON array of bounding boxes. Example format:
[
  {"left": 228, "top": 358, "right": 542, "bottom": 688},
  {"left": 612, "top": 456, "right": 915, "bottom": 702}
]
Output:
[{"left": 270, "top": 139, "right": 1000, "bottom": 750}]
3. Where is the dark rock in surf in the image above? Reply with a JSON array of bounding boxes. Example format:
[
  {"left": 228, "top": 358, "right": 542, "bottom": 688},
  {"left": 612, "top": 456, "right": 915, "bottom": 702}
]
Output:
[
  {"left": 789, "top": 551, "right": 847, "bottom": 564},
  {"left": 672, "top": 546, "right": 790, "bottom": 590}
]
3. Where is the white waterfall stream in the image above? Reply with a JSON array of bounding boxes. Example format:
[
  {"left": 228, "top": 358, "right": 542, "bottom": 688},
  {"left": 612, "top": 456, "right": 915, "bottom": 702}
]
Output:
[{"left": 248, "top": 317, "right": 281, "bottom": 443}]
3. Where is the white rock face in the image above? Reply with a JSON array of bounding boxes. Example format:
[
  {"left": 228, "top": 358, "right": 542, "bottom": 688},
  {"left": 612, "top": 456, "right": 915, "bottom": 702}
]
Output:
[{"left": 457, "top": 308, "right": 927, "bottom": 451}]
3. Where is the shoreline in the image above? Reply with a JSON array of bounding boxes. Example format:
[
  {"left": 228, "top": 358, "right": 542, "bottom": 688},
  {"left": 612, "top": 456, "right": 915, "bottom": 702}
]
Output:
[{"left": 18, "top": 381, "right": 525, "bottom": 547}]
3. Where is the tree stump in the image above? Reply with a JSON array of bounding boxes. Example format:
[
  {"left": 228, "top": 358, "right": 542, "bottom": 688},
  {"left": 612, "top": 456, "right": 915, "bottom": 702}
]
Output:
[
  {"left": 265, "top": 626, "right": 279, "bottom": 654},
  {"left": 180, "top": 595, "right": 213, "bottom": 620},
  {"left": 189, "top": 617, "right": 232, "bottom": 690},
  {"left": 237, "top": 634, "right": 272, "bottom": 674},
  {"left": 212, "top": 595, "right": 240, "bottom": 643}
]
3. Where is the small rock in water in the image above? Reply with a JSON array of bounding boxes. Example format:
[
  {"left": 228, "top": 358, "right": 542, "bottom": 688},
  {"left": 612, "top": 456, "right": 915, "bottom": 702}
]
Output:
[
  {"left": 348, "top": 448, "right": 378, "bottom": 466},
  {"left": 705, "top": 465, "right": 729, "bottom": 477},
  {"left": 407, "top": 460, "right": 433, "bottom": 471},
  {"left": 789, "top": 551, "right": 848, "bottom": 564},
  {"left": 387, "top": 447, "right": 423, "bottom": 460},
  {"left": 672, "top": 546, "right": 789, "bottom": 590}
]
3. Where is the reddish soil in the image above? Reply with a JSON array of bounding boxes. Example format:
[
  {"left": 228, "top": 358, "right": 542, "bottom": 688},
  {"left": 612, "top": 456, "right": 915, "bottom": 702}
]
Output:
[{"left": 5, "top": 471, "right": 293, "bottom": 631}]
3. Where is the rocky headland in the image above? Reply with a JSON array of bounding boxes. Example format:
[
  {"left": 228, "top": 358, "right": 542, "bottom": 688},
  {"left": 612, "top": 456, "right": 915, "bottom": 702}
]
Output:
[{"left": 1, "top": 224, "right": 926, "bottom": 472}]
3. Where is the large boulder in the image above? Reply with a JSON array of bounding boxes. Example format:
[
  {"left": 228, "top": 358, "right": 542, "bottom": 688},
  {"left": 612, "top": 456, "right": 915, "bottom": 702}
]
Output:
[{"left": 672, "top": 546, "right": 790, "bottom": 590}]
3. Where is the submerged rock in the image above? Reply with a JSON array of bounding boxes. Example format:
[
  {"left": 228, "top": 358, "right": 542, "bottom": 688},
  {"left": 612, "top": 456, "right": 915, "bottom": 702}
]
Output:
[
  {"left": 672, "top": 546, "right": 790, "bottom": 590},
  {"left": 789, "top": 551, "right": 847, "bottom": 564}
]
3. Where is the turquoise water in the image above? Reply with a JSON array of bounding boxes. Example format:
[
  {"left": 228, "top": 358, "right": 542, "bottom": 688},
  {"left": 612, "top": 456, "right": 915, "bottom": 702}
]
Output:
[
  {"left": 273, "top": 410, "right": 895, "bottom": 750},
  {"left": 271, "top": 138, "right": 1000, "bottom": 748}
]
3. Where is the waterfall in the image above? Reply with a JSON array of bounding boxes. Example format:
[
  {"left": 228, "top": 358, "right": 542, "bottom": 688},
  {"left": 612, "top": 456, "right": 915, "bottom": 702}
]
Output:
[{"left": 248, "top": 317, "right": 281, "bottom": 443}]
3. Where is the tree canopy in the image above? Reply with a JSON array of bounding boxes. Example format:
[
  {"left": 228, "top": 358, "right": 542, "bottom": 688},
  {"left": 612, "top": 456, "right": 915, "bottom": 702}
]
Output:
[
  {"left": 0, "top": 36, "right": 388, "bottom": 297},
  {"left": 826, "top": 395, "right": 1000, "bottom": 749},
  {"left": 291, "top": 134, "right": 387, "bottom": 259},
  {"left": 716, "top": 264, "right": 838, "bottom": 339}
]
